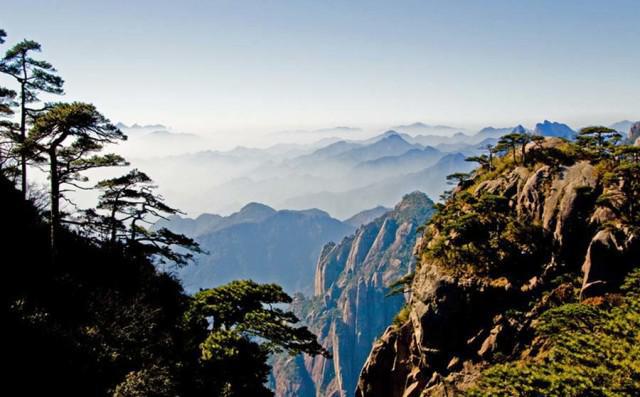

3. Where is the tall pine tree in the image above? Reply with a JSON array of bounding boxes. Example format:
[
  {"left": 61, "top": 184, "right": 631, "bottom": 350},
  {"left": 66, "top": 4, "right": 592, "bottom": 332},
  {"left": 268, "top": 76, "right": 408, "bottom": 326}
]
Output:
[
  {"left": 27, "top": 102, "right": 127, "bottom": 253},
  {"left": 1, "top": 39, "right": 64, "bottom": 197},
  {"left": 0, "top": 29, "right": 19, "bottom": 173},
  {"left": 91, "top": 169, "right": 203, "bottom": 266}
]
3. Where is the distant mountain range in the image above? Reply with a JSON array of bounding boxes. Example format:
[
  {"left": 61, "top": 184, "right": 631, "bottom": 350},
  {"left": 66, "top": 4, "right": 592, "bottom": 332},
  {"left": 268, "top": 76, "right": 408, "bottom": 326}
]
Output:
[
  {"left": 610, "top": 120, "right": 639, "bottom": 134},
  {"left": 158, "top": 203, "right": 355, "bottom": 294},
  {"left": 115, "top": 119, "right": 633, "bottom": 220},
  {"left": 281, "top": 151, "right": 473, "bottom": 218},
  {"left": 534, "top": 120, "right": 576, "bottom": 139},
  {"left": 391, "top": 122, "right": 459, "bottom": 135},
  {"left": 116, "top": 122, "right": 168, "bottom": 130},
  {"left": 332, "top": 133, "right": 419, "bottom": 163}
]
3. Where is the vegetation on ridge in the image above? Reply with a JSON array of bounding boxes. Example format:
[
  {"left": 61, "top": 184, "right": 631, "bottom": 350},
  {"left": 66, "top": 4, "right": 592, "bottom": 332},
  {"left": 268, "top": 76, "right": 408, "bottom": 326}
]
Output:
[{"left": 467, "top": 269, "right": 640, "bottom": 397}]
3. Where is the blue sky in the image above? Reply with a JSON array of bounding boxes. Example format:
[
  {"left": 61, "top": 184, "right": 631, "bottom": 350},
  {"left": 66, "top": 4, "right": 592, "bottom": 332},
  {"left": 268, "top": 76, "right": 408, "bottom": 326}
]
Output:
[{"left": 2, "top": 0, "right": 639, "bottom": 137}]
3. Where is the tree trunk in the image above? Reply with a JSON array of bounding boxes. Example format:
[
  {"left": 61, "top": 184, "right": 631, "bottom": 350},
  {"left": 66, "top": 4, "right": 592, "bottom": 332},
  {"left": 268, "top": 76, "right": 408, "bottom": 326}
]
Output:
[
  {"left": 109, "top": 191, "right": 121, "bottom": 246},
  {"left": 49, "top": 149, "right": 59, "bottom": 256},
  {"left": 20, "top": 80, "right": 27, "bottom": 199}
]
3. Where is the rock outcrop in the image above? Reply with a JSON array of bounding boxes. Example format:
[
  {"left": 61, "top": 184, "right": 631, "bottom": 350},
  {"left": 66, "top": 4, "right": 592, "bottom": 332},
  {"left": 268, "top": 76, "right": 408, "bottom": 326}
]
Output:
[
  {"left": 355, "top": 138, "right": 639, "bottom": 396},
  {"left": 272, "top": 192, "right": 435, "bottom": 397},
  {"left": 630, "top": 121, "right": 640, "bottom": 144}
]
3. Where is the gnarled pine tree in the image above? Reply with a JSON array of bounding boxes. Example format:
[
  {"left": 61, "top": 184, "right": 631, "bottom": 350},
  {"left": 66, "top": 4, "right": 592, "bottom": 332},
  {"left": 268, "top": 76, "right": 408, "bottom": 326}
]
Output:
[
  {"left": 0, "top": 38, "right": 64, "bottom": 197},
  {"left": 91, "top": 168, "right": 203, "bottom": 266},
  {"left": 27, "top": 102, "right": 127, "bottom": 254}
]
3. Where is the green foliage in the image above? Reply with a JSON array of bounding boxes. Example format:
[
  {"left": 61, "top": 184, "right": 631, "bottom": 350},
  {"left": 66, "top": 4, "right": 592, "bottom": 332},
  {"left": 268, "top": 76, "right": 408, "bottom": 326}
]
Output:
[
  {"left": 446, "top": 172, "right": 473, "bottom": 187},
  {"left": 386, "top": 271, "right": 415, "bottom": 297},
  {"left": 412, "top": 131, "right": 640, "bottom": 396},
  {"left": 392, "top": 304, "right": 411, "bottom": 326},
  {"left": 495, "top": 132, "right": 530, "bottom": 164},
  {"left": 113, "top": 365, "right": 177, "bottom": 397},
  {"left": 185, "top": 280, "right": 329, "bottom": 396},
  {"left": 422, "top": 192, "right": 550, "bottom": 279},
  {"left": 0, "top": 29, "right": 327, "bottom": 397},
  {"left": 26, "top": 102, "right": 128, "bottom": 250},
  {"left": 1, "top": 39, "right": 64, "bottom": 99},
  {"left": 466, "top": 269, "right": 640, "bottom": 397},
  {"left": 2, "top": 174, "right": 328, "bottom": 397},
  {"left": 84, "top": 168, "right": 204, "bottom": 266},
  {"left": 465, "top": 154, "right": 490, "bottom": 169},
  {"left": 0, "top": 35, "right": 65, "bottom": 195},
  {"left": 189, "top": 280, "right": 328, "bottom": 357}
]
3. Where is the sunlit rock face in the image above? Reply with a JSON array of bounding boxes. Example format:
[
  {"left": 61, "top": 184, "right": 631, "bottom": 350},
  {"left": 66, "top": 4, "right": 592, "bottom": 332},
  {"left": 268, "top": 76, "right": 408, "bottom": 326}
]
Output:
[
  {"left": 356, "top": 139, "right": 639, "bottom": 397},
  {"left": 272, "top": 192, "right": 435, "bottom": 397}
]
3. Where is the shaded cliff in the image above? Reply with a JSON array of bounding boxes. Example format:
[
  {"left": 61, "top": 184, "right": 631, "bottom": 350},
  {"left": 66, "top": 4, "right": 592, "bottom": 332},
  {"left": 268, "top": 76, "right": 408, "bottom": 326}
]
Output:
[
  {"left": 159, "top": 203, "right": 355, "bottom": 294},
  {"left": 356, "top": 136, "right": 640, "bottom": 396},
  {"left": 272, "top": 192, "right": 435, "bottom": 397}
]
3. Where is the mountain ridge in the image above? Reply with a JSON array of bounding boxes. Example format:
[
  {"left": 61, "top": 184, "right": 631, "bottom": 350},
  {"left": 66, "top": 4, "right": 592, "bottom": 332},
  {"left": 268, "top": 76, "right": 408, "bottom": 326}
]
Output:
[
  {"left": 272, "top": 192, "right": 436, "bottom": 397},
  {"left": 355, "top": 136, "right": 640, "bottom": 396}
]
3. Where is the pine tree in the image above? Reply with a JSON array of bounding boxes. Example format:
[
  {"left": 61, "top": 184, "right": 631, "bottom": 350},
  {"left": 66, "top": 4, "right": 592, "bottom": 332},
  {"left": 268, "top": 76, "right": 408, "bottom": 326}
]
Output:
[
  {"left": 27, "top": 102, "right": 127, "bottom": 253},
  {"left": 0, "top": 29, "right": 19, "bottom": 174},
  {"left": 0, "top": 39, "right": 64, "bottom": 197},
  {"left": 0, "top": 87, "right": 18, "bottom": 174},
  {"left": 496, "top": 133, "right": 520, "bottom": 163},
  {"left": 446, "top": 172, "right": 472, "bottom": 187},
  {"left": 486, "top": 143, "right": 495, "bottom": 171},
  {"left": 186, "top": 280, "right": 329, "bottom": 395},
  {"left": 465, "top": 154, "right": 490, "bottom": 170},
  {"left": 578, "top": 126, "right": 619, "bottom": 148},
  {"left": 518, "top": 133, "right": 531, "bottom": 164},
  {"left": 92, "top": 168, "right": 204, "bottom": 266},
  {"left": 496, "top": 132, "right": 529, "bottom": 164}
]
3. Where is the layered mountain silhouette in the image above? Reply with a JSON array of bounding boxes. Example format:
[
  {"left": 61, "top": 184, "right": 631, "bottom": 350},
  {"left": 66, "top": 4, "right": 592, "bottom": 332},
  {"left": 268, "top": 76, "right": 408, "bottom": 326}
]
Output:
[
  {"left": 282, "top": 152, "right": 473, "bottom": 218},
  {"left": 158, "top": 203, "right": 355, "bottom": 294},
  {"left": 123, "top": 119, "right": 604, "bottom": 219}
]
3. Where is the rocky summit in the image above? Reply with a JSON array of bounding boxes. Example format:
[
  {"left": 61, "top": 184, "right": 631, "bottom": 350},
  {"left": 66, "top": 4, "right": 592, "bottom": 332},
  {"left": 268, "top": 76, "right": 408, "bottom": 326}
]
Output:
[{"left": 356, "top": 136, "right": 640, "bottom": 396}]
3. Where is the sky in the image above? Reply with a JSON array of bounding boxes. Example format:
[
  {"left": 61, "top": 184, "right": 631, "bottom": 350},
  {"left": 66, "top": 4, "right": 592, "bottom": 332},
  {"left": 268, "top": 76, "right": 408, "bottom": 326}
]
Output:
[{"left": 2, "top": 0, "right": 639, "bottom": 143}]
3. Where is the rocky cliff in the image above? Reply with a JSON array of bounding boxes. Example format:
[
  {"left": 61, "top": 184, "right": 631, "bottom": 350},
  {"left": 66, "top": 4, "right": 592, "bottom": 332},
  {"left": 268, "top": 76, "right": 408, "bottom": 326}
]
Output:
[
  {"left": 272, "top": 192, "right": 435, "bottom": 397},
  {"left": 630, "top": 121, "right": 640, "bottom": 145},
  {"left": 356, "top": 136, "right": 640, "bottom": 396}
]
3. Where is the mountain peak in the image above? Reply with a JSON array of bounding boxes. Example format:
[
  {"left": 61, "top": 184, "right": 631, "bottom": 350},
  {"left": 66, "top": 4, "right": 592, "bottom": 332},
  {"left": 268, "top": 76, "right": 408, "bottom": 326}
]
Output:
[
  {"left": 344, "top": 205, "right": 391, "bottom": 227},
  {"left": 238, "top": 202, "right": 276, "bottom": 215},
  {"left": 380, "top": 130, "right": 402, "bottom": 138},
  {"left": 392, "top": 191, "right": 435, "bottom": 223},
  {"left": 534, "top": 120, "right": 575, "bottom": 139}
]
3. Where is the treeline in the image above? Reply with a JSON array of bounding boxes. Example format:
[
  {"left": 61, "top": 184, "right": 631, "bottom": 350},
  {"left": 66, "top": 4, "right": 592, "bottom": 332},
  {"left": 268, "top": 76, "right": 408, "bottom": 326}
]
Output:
[
  {"left": 437, "top": 124, "right": 640, "bottom": 277},
  {"left": 1, "top": 29, "right": 327, "bottom": 396},
  {"left": 447, "top": 126, "right": 639, "bottom": 196}
]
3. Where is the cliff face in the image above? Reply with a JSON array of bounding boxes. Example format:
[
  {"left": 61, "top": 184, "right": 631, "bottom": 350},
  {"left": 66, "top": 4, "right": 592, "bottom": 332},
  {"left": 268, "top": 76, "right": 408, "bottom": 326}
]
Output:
[
  {"left": 630, "top": 121, "right": 640, "bottom": 145},
  {"left": 272, "top": 192, "right": 435, "bottom": 397},
  {"left": 356, "top": 138, "right": 640, "bottom": 396}
]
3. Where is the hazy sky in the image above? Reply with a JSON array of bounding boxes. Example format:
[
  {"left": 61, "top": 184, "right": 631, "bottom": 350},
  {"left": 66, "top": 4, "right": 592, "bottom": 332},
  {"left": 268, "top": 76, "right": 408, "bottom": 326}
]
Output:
[{"left": 2, "top": 0, "right": 639, "bottom": 138}]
